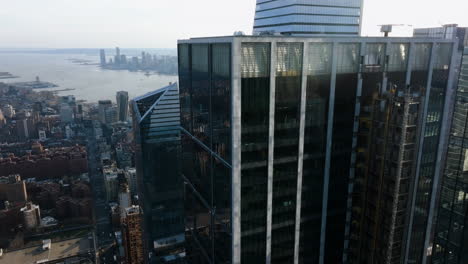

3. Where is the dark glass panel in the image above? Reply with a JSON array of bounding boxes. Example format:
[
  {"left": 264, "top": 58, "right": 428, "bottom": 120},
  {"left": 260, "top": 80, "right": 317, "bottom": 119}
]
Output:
[
  {"left": 178, "top": 44, "right": 192, "bottom": 132},
  {"left": 326, "top": 72, "right": 358, "bottom": 262},
  {"left": 272, "top": 42, "right": 303, "bottom": 264},
  {"left": 185, "top": 184, "right": 213, "bottom": 263},
  {"left": 211, "top": 43, "right": 232, "bottom": 162},
  {"left": 325, "top": 43, "right": 359, "bottom": 262},
  {"left": 213, "top": 157, "right": 232, "bottom": 264},
  {"left": 240, "top": 42, "right": 271, "bottom": 263},
  {"left": 191, "top": 44, "right": 211, "bottom": 146},
  {"left": 300, "top": 42, "right": 332, "bottom": 263},
  {"left": 408, "top": 43, "right": 453, "bottom": 262},
  {"left": 181, "top": 133, "right": 212, "bottom": 205}
]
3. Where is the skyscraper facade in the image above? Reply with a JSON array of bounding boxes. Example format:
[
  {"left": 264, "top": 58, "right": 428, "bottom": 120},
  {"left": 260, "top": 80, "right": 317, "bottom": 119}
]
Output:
[
  {"left": 178, "top": 35, "right": 456, "bottom": 264},
  {"left": 116, "top": 91, "right": 129, "bottom": 122},
  {"left": 132, "top": 83, "right": 185, "bottom": 263},
  {"left": 414, "top": 25, "right": 468, "bottom": 264},
  {"left": 253, "top": 0, "right": 363, "bottom": 36},
  {"left": 100, "top": 49, "right": 106, "bottom": 66},
  {"left": 98, "top": 100, "right": 113, "bottom": 124}
]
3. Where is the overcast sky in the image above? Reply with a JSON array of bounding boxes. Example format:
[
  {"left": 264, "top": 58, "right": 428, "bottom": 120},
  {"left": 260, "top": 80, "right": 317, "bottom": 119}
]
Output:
[{"left": 1, "top": 0, "right": 467, "bottom": 49}]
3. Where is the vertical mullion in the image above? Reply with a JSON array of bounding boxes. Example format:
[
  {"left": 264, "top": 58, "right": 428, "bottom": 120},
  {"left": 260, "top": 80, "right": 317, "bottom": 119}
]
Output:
[
  {"left": 319, "top": 41, "right": 338, "bottom": 264},
  {"left": 266, "top": 41, "right": 277, "bottom": 264},
  {"left": 231, "top": 39, "right": 242, "bottom": 264}
]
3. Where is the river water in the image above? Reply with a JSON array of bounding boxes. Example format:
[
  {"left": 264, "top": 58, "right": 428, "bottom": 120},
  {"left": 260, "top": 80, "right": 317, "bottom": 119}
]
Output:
[{"left": 0, "top": 52, "right": 178, "bottom": 102}]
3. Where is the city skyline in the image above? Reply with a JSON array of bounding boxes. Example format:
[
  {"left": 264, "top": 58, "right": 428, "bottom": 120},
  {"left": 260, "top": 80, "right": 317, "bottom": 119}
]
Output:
[{"left": 1, "top": 0, "right": 467, "bottom": 48}]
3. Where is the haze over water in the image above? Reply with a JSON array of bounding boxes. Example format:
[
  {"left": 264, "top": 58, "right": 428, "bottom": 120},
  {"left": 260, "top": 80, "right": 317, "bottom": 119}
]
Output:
[{"left": 0, "top": 52, "right": 177, "bottom": 102}]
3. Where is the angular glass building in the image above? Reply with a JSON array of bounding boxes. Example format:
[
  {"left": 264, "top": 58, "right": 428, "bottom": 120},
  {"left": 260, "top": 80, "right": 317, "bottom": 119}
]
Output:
[
  {"left": 132, "top": 83, "right": 186, "bottom": 263},
  {"left": 253, "top": 0, "right": 363, "bottom": 36},
  {"left": 178, "top": 36, "right": 456, "bottom": 264}
]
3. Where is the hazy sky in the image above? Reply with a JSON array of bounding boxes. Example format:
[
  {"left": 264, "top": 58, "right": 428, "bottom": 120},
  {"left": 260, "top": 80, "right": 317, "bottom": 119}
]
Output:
[{"left": 1, "top": 0, "right": 467, "bottom": 49}]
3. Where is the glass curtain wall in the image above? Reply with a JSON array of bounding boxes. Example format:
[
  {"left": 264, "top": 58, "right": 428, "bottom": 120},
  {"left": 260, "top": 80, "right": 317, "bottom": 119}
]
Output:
[
  {"left": 299, "top": 42, "right": 332, "bottom": 263},
  {"left": 240, "top": 42, "right": 271, "bottom": 263},
  {"left": 179, "top": 43, "right": 232, "bottom": 264},
  {"left": 271, "top": 42, "right": 303, "bottom": 264},
  {"left": 408, "top": 43, "right": 453, "bottom": 262},
  {"left": 326, "top": 43, "right": 359, "bottom": 263},
  {"left": 433, "top": 48, "right": 468, "bottom": 264}
]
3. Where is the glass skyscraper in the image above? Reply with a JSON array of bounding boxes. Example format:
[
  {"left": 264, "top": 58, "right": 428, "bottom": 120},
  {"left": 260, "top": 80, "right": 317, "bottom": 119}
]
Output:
[
  {"left": 132, "top": 83, "right": 186, "bottom": 263},
  {"left": 177, "top": 36, "right": 456, "bottom": 264},
  {"left": 253, "top": 0, "right": 363, "bottom": 36},
  {"left": 414, "top": 25, "right": 468, "bottom": 264}
]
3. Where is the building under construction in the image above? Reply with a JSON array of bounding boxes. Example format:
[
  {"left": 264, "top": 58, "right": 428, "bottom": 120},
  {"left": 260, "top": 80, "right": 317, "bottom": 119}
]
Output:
[
  {"left": 351, "top": 88, "right": 422, "bottom": 263},
  {"left": 122, "top": 205, "right": 144, "bottom": 264}
]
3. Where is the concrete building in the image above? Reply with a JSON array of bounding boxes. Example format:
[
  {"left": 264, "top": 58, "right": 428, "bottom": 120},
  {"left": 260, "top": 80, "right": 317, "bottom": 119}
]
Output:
[
  {"left": 0, "top": 110, "right": 7, "bottom": 128},
  {"left": 253, "top": 0, "right": 364, "bottom": 36},
  {"left": 60, "top": 103, "right": 74, "bottom": 123},
  {"left": 21, "top": 202, "right": 41, "bottom": 230},
  {"left": 16, "top": 118, "right": 35, "bottom": 140},
  {"left": 2, "top": 104, "right": 15, "bottom": 118},
  {"left": 118, "top": 184, "right": 131, "bottom": 219},
  {"left": 0, "top": 237, "right": 95, "bottom": 264},
  {"left": 122, "top": 205, "right": 144, "bottom": 264},
  {"left": 0, "top": 174, "right": 28, "bottom": 204},
  {"left": 125, "top": 168, "right": 138, "bottom": 195},
  {"left": 177, "top": 35, "right": 457, "bottom": 263},
  {"left": 105, "top": 106, "right": 118, "bottom": 124},
  {"left": 132, "top": 83, "right": 185, "bottom": 263},
  {"left": 104, "top": 166, "right": 121, "bottom": 202},
  {"left": 0, "top": 145, "right": 88, "bottom": 180},
  {"left": 116, "top": 91, "right": 129, "bottom": 122}
]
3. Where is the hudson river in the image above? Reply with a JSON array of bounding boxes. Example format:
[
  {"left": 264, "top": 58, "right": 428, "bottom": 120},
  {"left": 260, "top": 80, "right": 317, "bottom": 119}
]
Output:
[{"left": 0, "top": 52, "right": 177, "bottom": 102}]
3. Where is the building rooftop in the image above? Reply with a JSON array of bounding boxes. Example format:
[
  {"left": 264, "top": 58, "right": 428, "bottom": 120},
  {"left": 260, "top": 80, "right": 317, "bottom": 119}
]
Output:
[
  {"left": 178, "top": 35, "right": 457, "bottom": 44},
  {"left": 0, "top": 237, "right": 93, "bottom": 264}
]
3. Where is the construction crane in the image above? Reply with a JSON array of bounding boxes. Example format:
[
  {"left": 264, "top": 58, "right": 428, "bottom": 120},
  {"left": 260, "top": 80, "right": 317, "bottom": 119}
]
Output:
[{"left": 378, "top": 24, "right": 413, "bottom": 37}]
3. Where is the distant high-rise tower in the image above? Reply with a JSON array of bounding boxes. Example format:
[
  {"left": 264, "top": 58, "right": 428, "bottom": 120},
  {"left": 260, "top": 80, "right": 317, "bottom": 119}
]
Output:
[
  {"left": 100, "top": 49, "right": 106, "bottom": 66},
  {"left": 98, "top": 100, "right": 113, "bottom": 124},
  {"left": 253, "top": 0, "right": 364, "bottom": 36},
  {"left": 116, "top": 91, "right": 129, "bottom": 122},
  {"left": 115, "top": 47, "right": 121, "bottom": 65}
]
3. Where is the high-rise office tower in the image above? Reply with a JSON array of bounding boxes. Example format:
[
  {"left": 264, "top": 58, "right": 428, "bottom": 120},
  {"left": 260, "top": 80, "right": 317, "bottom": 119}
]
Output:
[
  {"left": 98, "top": 100, "right": 113, "bottom": 124},
  {"left": 122, "top": 205, "right": 144, "bottom": 264},
  {"left": 100, "top": 49, "right": 106, "bottom": 66},
  {"left": 413, "top": 25, "right": 468, "bottom": 264},
  {"left": 116, "top": 91, "right": 129, "bottom": 122},
  {"left": 253, "top": 0, "right": 363, "bottom": 36},
  {"left": 177, "top": 35, "right": 456, "bottom": 264},
  {"left": 115, "top": 47, "right": 121, "bottom": 65},
  {"left": 132, "top": 83, "right": 185, "bottom": 263}
]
